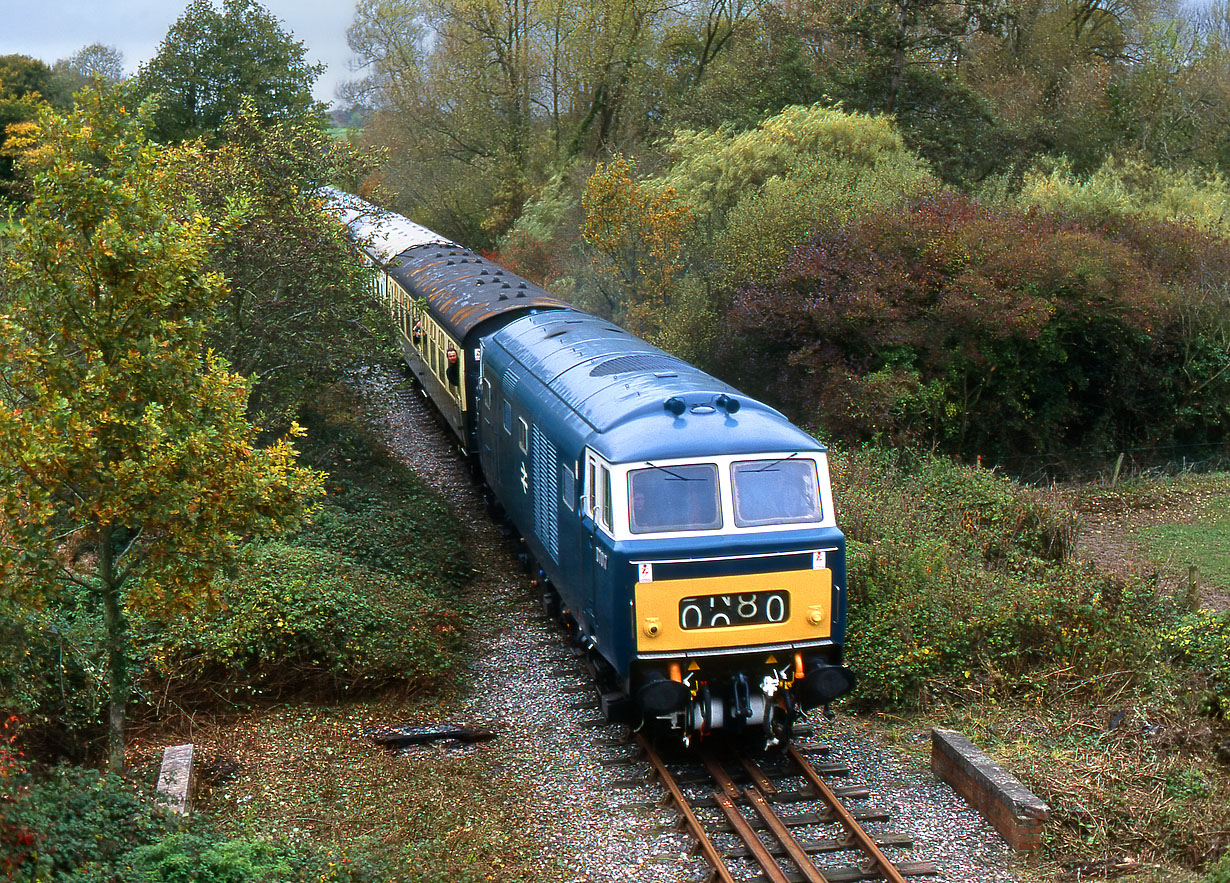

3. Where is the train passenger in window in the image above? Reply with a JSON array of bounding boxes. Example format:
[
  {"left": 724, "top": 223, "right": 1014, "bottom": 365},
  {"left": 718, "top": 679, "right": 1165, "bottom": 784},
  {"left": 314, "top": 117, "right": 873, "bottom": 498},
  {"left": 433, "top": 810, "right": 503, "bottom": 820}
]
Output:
[{"left": 446, "top": 346, "right": 460, "bottom": 386}]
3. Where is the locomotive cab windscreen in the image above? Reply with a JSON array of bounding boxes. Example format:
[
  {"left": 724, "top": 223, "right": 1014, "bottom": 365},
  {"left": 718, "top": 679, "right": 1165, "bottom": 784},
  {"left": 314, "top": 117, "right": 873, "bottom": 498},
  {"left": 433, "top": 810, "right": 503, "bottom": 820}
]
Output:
[{"left": 611, "top": 453, "right": 833, "bottom": 539}]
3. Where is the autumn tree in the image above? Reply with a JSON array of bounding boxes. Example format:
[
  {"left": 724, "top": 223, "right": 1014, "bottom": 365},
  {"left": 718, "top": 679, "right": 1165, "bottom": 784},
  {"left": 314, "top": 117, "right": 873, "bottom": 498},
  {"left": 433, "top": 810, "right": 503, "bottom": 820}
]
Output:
[
  {"left": 166, "top": 99, "right": 379, "bottom": 427},
  {"left": 0, "top": 56, "right": 58, "bottom": 189},
  {"left": 581, "top": 155, "right": 691, "bottom": 337},
  {"left": 0, "top": 88, "right": 323, "bottom": 771},
  {"left": 135, "top": 0, "right": 325, "bottom": 143}
]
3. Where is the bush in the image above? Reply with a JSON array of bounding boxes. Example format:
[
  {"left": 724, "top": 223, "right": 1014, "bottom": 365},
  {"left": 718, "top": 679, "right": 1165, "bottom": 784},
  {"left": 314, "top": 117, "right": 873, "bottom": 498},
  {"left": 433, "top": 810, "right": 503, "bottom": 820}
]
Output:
[
  {"left": 150, "top": 543, "right": 464, "bottom": 702},
  {"left": 0, "top": 759, "right": 376, "bottom": 883},
  {"left": 0, "top": 762, "right": 178, "bottom": 881},
  {"left": 1020, "top": 157, "right": 1230, "bottom": 237},
  {"left": 1163, "top": 608, "right": 1230, "bottom": 718},
  {"left": 716, "top": 146, "right": 937, "bottom": 286},
  {"left": 292, "top": 396, "right": 472, "bottom": 591},
  {"left": 1207, "top": 851, "right": 1230, "bottom": 883},
  {"left": 0, "top": 598, "right": 108, "bottom": 759},
  {"left": 834, "top": 449, "right": 1164, "bottom": 706},
  {"left": 724, "top": 194, "right": 1229, "bottom": 467},
  {"left": 656, "top": 103, "right": 928, "bottom": 219}
]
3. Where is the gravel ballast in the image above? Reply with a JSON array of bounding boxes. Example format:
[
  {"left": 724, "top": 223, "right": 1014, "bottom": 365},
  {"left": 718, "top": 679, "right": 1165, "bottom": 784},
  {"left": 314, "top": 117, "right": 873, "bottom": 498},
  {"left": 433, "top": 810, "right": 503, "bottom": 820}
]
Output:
[{"left": 354, "top": 364, "right": 1028, "bottom": 883}]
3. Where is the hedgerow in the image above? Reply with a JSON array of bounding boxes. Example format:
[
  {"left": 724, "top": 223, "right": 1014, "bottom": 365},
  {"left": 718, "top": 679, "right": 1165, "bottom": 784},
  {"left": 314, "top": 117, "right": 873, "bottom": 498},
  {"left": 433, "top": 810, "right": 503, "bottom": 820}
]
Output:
[{"left": 725, "top": 194, "right": 1230, "bottom": 468}]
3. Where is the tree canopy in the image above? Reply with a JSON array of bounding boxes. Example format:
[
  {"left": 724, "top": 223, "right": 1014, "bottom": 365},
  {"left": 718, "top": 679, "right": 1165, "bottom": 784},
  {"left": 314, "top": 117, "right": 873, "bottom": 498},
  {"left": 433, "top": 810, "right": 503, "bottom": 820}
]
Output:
[
  {"left": 135, "top": 0, "right": 325, "bottom": 142},
  {"left": 165, "top": 99, "right": 379, "bottom": 426}
]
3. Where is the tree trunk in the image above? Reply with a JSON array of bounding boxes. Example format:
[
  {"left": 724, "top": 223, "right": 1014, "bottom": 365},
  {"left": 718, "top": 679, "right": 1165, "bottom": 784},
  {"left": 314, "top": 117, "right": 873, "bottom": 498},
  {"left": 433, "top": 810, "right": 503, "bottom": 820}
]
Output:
[{"left": 99, "top": 524, "right": 128, "bottom": 773}]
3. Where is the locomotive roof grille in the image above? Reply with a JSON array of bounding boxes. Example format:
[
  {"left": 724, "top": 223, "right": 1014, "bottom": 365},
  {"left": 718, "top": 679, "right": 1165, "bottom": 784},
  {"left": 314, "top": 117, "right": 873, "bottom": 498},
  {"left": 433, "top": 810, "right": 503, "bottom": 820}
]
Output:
[{"left": 590, "top": 354, "right": 686, "bottom": 377}]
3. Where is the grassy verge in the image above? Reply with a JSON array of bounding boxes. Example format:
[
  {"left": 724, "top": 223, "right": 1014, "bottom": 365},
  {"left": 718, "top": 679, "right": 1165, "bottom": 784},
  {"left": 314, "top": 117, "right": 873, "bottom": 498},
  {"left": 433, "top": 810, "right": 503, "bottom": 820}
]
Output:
[
  {"left": 831, "top": 450, "right": 1230, "bottom": 881},
  {"left": 186, "top": 702, "right": 544, "bottom": 882},
  {"left": 1137, "top": 496, "right": 1230, "bottom": 593}
]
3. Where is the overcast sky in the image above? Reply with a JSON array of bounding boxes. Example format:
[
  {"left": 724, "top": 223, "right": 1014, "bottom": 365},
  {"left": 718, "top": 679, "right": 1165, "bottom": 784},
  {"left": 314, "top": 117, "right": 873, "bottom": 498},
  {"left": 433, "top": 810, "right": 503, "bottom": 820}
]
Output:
[{"left": 0, "top": 0, "right": 359, "bottom": 107}]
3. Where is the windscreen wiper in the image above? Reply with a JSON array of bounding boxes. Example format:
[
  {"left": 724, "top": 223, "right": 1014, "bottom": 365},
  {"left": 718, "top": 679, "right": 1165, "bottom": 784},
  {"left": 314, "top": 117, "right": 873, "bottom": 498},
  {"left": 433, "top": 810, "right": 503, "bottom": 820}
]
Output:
[
  {"left": 645, "top": 461, "right": 697, "bottom": 481},
  {"left": 750, "top": 452, "right": 800, "bottom": 472}
]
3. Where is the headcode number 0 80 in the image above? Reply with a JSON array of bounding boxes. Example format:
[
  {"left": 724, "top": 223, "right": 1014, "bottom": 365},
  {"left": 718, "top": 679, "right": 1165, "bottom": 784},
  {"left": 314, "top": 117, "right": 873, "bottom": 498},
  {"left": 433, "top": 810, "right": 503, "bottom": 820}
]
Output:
[{"left": 678, "top": 591, "right": 789, "bottom": 630}]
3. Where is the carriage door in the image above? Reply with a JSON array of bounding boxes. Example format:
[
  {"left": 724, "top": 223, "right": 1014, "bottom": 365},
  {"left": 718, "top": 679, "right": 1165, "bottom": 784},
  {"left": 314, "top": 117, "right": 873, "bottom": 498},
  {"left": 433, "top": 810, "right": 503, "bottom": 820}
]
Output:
[
  {"left": 580, "top": 450, "right": 610, "bottom": 631},
  {"left": 478, "top": 371, "right": 496, "bottom": 481}
]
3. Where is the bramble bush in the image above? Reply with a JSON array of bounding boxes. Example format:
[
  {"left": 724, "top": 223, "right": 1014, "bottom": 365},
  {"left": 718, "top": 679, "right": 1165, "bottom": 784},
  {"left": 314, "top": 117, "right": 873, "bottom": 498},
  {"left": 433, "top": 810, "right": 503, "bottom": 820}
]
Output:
[
  {"left": 833, "top": 450, "right": 1163, "bottom": 706},
  {"left": 0, "top": 598, "right": 108, "bottom": 759},
  {"left": 149, "top": 543, "right": 464, "bottom": 702}
]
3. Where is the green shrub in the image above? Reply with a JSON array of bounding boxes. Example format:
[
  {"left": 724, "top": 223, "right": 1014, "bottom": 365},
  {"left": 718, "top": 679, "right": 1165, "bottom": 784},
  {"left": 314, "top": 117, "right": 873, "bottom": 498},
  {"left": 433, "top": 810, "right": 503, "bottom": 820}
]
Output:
[
  {"left": 119, "top": 832, "right": 297, "bottom": 883},
  {"left": 151, "top": 543, "right": 464, "bottom": 701},
  {"left": 0, "top": 763, "right": 178, "bottom": 881},
  {"left": 1207, "top": 851, "right": 1230, "bottom": 883},
  {"left": 1163, "top": 608, "right": 1230, "bottom": 718},
  {"left": 0, "top": 597, "right": 108, "bottom": 757},
  {"left": 906, "top": 456, "right": 1078, "bottom": 564},
  {"left": 1020, "top": 157, "right": 1230, "bottom": 237},
  {"left": 717, "top": 147, "right": 937, "bottom": 286},
  {"left": 657, "top": 104, "right": 928, "bottom": 219},
  {"left": 0, "top": 760, "right": 376, "bottom": 883},
  {"left": 834, "top": 449, "right": 1163, "bottom": 706}
]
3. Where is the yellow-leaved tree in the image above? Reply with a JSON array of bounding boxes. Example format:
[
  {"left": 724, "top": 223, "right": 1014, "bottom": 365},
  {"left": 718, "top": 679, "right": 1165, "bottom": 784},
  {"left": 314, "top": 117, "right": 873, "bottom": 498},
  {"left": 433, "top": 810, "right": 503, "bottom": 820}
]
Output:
[
  {"left": 0, "top": 87, "right": 324, "bottom": 772},
  {"left": 581, "top": 154, "right": 691, "bottom": 338}
]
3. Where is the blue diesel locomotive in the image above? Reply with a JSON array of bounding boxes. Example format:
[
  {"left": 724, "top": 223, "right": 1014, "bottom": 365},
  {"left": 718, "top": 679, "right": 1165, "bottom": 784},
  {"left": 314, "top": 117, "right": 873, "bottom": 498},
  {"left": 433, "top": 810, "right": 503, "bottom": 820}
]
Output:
[{"left": 327, "top": 189, "right": 854, "bottom": 745}]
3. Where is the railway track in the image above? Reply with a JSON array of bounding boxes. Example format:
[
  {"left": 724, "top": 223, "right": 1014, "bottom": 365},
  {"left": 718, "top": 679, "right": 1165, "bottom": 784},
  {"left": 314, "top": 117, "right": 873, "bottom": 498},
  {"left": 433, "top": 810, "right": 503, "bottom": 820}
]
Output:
[{"left": 631, "top": 731, "right": 939, "bottom": 882}]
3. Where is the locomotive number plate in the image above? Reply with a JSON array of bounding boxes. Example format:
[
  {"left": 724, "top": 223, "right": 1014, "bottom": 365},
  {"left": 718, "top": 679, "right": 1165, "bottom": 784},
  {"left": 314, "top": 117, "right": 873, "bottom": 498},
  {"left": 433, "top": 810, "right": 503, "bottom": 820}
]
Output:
[{"left": 679, "top": 592, "right": 789, "bottom": 630}]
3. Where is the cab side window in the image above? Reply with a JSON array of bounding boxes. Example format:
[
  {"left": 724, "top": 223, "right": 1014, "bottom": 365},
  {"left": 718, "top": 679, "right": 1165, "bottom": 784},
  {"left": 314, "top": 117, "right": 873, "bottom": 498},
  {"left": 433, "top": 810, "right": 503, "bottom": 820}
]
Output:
[
  {"left": 600, "top": 465, "right": 613, "bottom": 529},
  {"left": 585, "top": 459, "right": 596, "bottom": 516}
]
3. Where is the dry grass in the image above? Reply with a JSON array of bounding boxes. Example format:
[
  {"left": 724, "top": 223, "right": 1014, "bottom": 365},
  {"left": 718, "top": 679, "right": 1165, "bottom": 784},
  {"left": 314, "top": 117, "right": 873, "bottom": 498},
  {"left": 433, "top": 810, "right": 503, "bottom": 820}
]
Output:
[{"left": 129, "top": 697, "right": 557, "bottom": 883}]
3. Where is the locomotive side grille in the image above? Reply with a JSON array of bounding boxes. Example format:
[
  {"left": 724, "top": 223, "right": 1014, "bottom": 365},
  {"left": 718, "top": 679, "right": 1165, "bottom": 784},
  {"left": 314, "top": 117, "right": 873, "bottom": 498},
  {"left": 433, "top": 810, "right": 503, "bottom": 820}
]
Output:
[
  {"left": 531, "top": 425, "right": 560, "bottom": 562},
  {"left": 503, "top": 369, "right": 521, "bottom": 393}
]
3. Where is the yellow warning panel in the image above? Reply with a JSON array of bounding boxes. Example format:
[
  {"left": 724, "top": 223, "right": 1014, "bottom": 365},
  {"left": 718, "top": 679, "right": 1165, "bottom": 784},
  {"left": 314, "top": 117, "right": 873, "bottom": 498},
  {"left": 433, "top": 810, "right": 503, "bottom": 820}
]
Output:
[{"left": 634, "top": 569, "right": 832, "bottom": 653}]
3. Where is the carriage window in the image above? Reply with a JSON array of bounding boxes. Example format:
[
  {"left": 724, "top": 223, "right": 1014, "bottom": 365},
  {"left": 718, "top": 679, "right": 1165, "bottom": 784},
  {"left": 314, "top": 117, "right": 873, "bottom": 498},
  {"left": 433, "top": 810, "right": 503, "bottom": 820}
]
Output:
[
  {"left": 731, "top": 458, "right": 823, "bottom": 527},
  {"left": 628, "top": 463, "right": 721, "bottom": 534}
]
